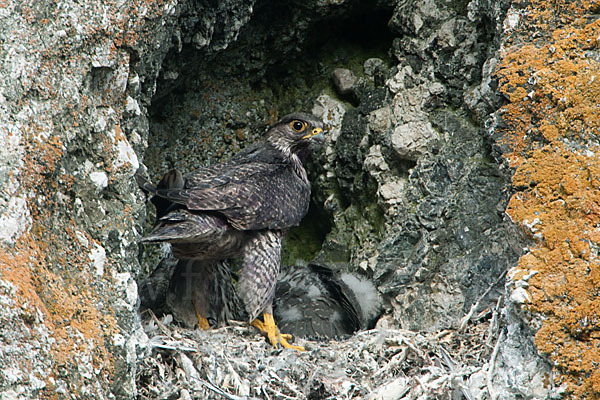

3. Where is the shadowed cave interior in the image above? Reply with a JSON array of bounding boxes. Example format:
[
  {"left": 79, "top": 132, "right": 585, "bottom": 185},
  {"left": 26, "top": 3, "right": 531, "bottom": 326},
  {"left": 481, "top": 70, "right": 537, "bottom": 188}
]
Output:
[
  {"left": 135, "top": 1, "right": 398, "bottom": 340},
  {"left": 140, "top": 1, "right": 396, "bottom": 275}
]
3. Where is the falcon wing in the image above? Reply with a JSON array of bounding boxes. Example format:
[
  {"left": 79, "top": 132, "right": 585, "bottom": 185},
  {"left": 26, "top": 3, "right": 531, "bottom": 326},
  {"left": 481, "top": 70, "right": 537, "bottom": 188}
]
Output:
[
  {"left": 152, "top": 163, "right": 310, "bottom": 231},
  {"left": 141, "top": 209, "right": 233, "bottom": 242},
  {"left": 136, "top": 169, "right": 185, "bottom": 219},
  {"left": 182, "top": 141, "right": 264, "bottom": 189},
  {"left": 309, "top": 262, "right": 361, "bottom": 334},
  {"left": 183, "top": 159, "right": 239, "bottom": 189},
  {"left": 140, "top": 209, "right": 248, "bottom": 260},
  {"left": 273, "top": 264, "right": 361, "bottom": 339}
]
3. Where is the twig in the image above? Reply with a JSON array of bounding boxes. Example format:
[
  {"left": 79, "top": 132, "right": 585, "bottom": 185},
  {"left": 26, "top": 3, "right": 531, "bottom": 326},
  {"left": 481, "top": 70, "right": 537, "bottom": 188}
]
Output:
[
  {"left": 437, "top": 345, "right": 481, "bottom": 400},
  {"left": 433, "top": 329, "right": 453, "bottom": 340},
  {"left": 190, "top": 373, "right": 258, "bottom": 400},
  {"left": 150, "top": 342, "right": 197, "bottom": 352},
  {"left": 269, "top": 389, "right": 298, "bottom": 400},
  {"left": 459, "top": 270, "right": 507, "bottom": 332},
  {"left": 143, "top": 308, "right": 174, "bottom": 337},
  {"left": 486, "top": 296, "right": 503, "bottom": 347},
  {"left": 263, "top": 385, "right": 295, "bottom": 400},
  {"left": 224, "top": 354, "right": 250, "bottom": 396},
  {"left": 345, "top": 384, "right": 356, "bottom": 400},
  {"left": 413, "top": 375, "right": 427, "bottom": 391},
  {"left": 437, "top": 345, "right": 455, "bottom": 371},
  {"left": 268, "top": 370, "right": 301, "bottom": 396},
  {"left": 373, "top": 347, "right": 408, "bottom": 378},
  {"left": 401, "top": 336, "right": 425, "bottom": 359},
  {"left": 303, "top": 366, "right": 318, "bottom": 398},
  {"left": 261, "top": 386, "right": 272, "bottom": 400},
  {"left": 487, "top": 329, "right": 504, "bottom": 400}
]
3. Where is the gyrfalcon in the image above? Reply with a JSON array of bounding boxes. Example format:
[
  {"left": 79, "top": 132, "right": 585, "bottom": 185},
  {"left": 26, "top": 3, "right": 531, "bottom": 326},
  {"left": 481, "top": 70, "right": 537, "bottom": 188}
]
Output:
[{"left": 138, "top": 112, "right": 324, "bottom": 350}]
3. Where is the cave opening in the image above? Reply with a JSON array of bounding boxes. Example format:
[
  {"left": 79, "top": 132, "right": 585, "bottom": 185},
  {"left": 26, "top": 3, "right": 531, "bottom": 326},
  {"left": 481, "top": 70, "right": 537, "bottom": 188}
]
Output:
[{"left": 141, "top": 1, "right": 396, "bottom": 271}]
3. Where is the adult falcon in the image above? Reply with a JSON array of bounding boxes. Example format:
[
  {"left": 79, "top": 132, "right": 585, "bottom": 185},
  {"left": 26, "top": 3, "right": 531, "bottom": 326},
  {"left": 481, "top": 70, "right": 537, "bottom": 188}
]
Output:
[{"left": 138, "top": 112, "right": 325, "bottom": 350}]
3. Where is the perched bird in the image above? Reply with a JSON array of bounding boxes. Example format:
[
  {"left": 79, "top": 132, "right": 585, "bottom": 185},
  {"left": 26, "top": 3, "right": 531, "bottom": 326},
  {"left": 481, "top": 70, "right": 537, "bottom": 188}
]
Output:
[
  {"left": 274, "top": 262, "right": 381, "bottom": 339},
  {"left": 138, "top": 112, "right": 325, "bottom": 350}
]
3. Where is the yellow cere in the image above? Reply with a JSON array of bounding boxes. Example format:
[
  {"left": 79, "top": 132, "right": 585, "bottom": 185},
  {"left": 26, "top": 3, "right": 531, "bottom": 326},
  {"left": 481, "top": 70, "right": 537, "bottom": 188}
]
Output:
[{"left": 301, "top": 127, "right": 323, "bottom": 140}]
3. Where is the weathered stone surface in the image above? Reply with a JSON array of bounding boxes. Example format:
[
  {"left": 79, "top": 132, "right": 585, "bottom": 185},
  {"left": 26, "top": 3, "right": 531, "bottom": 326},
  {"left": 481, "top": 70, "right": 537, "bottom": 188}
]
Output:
[
  {"left": 0, "top": 0, "right": 255, "bottom": 398},
  {"left": 331, "top": 68, "right": 358, "bottom": 96},
  {"left": 390, "top": 120, "right": 438, "bottom": 161},
  {"left": 1, "top": 0, "right": 590, "bottom": 398},
  {"left": 363, "top": 57, "right": 387, "bottom": 86},
  {"left": 492, "top": 1, "right": 600, "bottom": 397}
]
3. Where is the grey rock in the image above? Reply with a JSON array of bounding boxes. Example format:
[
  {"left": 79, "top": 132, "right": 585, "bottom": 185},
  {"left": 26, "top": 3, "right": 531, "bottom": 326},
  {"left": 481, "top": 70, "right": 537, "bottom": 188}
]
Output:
[
  {"left": 0, "top": 0, "right": 257, "bottom": 398},
  {"left": 331, "top": 68, "right": 358, "bottom": 96},
  {"left": 367, "top": 106, "right": 392, "bottom": 136},
  {"left": 488, "top": 243, "right": 559, "bottom": 398},
  {"left": 391, "top": 121, "right": 438, "bottom": 161},
  {"left": 0, "top": 0, "right": 562, "bottom": 398},
  {"left": 364, "top": 58, "right": 388, "bottom": 87}
]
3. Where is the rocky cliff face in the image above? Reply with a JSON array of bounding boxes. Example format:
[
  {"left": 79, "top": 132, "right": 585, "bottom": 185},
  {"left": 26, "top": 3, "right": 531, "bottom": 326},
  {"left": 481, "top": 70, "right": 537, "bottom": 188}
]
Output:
[{"left": 0, "top": 0, "right": 596, "bottom": 398}]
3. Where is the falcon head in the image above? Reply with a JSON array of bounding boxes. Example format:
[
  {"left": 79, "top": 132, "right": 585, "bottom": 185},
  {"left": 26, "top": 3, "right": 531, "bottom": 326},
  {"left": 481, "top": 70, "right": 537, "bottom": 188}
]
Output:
[{"left": 265, "top": 112, "right": 325, "bottom": 163}]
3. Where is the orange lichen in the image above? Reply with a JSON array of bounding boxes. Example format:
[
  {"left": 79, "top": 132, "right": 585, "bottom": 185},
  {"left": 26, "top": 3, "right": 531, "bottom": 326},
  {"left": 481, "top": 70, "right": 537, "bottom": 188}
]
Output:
[
  {"left": 496, "top": 0, "right": 600, "bottom": 397},
  {"left": 0, "top": 2, "right": 160, "bottom": 390},
  {"left": 1, "top": 228, "right": 117, "bottom": 352},
  {"left": 0, "top": 120, "right": 120, "bottom": 395}
]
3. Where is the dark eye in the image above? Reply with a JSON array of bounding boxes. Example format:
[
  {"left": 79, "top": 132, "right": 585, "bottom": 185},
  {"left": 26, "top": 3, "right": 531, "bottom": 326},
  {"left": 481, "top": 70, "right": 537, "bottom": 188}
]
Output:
[{"left": 291, "top": 120, "right": 306, "bottom": 131}]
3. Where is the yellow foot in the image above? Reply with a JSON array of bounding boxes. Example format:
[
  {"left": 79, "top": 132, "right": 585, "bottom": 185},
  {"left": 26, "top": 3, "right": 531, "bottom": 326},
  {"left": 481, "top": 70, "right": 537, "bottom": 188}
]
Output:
[
  {"left": 192, "top": 300, "right": 211, "bottom": 330},
  {"left": 251, "top": 313, "right": 305, "bottom": 351}
]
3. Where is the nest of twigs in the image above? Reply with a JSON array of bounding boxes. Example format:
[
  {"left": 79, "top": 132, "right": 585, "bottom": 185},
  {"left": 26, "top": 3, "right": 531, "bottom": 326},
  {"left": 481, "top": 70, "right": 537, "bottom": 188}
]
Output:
[{"left": 136, "top": 295, "right": 502, "bottom": 400}]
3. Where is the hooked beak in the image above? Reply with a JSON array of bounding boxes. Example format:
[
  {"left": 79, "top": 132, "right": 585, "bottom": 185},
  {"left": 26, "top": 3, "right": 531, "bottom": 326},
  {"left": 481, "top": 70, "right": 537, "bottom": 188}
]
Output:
[{"left": 301, "top": 127, "right": 325, "bottom": 143}]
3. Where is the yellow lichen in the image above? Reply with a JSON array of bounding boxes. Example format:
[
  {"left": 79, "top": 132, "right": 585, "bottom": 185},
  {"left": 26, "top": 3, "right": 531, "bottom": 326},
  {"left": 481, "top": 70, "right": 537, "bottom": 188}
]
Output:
[{"left": 496, "top": 0, "right": 600, "bottom": 397}]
